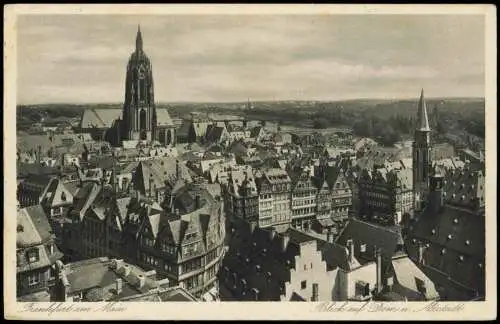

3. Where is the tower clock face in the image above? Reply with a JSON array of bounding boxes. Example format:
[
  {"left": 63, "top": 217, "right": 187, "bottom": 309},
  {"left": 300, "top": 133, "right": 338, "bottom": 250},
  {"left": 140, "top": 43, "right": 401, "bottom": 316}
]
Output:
[{"left": 138, "top": 64, "right": 146, "bottom": 79}]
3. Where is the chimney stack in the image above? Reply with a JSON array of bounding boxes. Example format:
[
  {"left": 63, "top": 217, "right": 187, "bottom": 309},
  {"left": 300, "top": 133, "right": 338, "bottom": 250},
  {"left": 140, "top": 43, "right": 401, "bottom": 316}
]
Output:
[
  {"left": 123, "top": 264, "right": 132, "bottom": 276},
  {"left": 252, "top": 288, "right": 260, "bottom": 301},
  {"left": 429, "top": 171, "right": 444, "bottom": 213},
  {"left": 281, "top": 233, "right": 290, "bottom": 252},
  {"left": 115, "top": 278, "right": 123, "bottom": 295},
  {"left": 269, "top": 228, "right": 276, "bottom": 241},
  {"left": 195, "top": 194, "right": 201, "bottom": 209},
  {"left": 137, "top": 274, "right": 146, "bottom": 288},
  {"left": 375, "top": 248, "right": 382, "bottom": 294},
  {"left": 176, "top": 160, "right": 180, "bottom": 179},
  {"left": 346, "top": 239, "right": 354, "bottom": 263}
]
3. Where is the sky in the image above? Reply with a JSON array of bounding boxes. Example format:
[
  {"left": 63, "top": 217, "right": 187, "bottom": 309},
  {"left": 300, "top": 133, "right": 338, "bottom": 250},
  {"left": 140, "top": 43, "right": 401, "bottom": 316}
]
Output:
[{"left": 17, "top": 14, "right": 485, "bottom": 104}]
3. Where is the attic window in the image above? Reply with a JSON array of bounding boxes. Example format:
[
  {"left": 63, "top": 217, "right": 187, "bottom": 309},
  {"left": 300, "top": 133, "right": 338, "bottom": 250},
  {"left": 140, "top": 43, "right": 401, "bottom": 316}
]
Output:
[
  {"left": 17, "top": 225, "right": 24, "bottom": 233},
  {"left": 441, "top": 248, "right": 446, "bottom": 255},
  {"left": 431, "top": 229, "right": 436, "bottom": 235},
  {"left": 453, "top": 218, "right": 458, "bottom": 224},
  {"left": 447, "top": 234, "right": 453, "bottom": 240},
  {"left": 255, "top": 265, "right": 261, "bottom": 272},
  {"left": 458, "top": 255, "right": 464, "bottom": 262},
  {"left": 465, "top": 240, "right": 471, "bottom": 246}
]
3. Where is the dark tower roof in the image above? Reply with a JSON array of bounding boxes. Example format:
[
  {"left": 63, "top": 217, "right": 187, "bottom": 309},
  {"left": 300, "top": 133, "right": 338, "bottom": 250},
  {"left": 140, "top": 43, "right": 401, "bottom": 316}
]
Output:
[
  {"left": 417, "top": 88, "right": 430, "bottom": 132},
  {"left": 136, "top": 24, "right": 143, "bottom": 52}
]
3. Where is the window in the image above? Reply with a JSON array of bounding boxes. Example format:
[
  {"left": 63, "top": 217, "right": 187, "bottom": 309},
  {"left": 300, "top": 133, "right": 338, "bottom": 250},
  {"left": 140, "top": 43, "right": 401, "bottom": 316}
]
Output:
[
  {"left": 27, "top": 249, "right": 39, "bottom": 263},
  {"left": 28, "top": 273, "right": 39, "bottom": 286},
  {"left": 301, "top": 280, "right": 307, "bottom": 290}
]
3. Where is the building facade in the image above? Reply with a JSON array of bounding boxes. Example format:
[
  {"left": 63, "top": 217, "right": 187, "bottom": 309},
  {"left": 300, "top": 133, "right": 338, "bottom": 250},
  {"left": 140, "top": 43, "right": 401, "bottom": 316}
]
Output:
[
  {"left": 17, "top": 205, "right": 64, "bottom": 300},
  {"left": 255, "top": 168, "right": 292, "bottom": 231}
]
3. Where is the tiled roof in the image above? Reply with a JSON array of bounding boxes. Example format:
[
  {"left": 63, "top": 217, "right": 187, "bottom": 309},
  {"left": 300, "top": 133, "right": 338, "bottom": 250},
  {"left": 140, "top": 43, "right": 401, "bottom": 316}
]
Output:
[
  {"left": 336, "top": 218, "right": 405, "bottom": 262},
  {"left": 79, "top": 108, "right": 173, "bottom": 129},
  {"left": 80, "top": 109, "right": 122, "bottom": 128},
  {"left": 222, "top": 222, "right": 305, "bottom": 301},
  {"left": 155, "top": 109, "right": 174, "bottom": 127},
  {"left": 17, "top": 205, "right": 53, "bottom": 247},
  {"left": 64, "top": 257, "right": 165, "bottom": 300},
  {"left": 391, "top": 256, "right": 439, "bottom": 301}
]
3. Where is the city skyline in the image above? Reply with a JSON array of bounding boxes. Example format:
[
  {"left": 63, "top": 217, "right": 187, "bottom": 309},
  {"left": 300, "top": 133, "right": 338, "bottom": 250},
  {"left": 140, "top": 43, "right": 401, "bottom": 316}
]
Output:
[{"left": 17, "top": 14, "right": 485, "bottom": 105}]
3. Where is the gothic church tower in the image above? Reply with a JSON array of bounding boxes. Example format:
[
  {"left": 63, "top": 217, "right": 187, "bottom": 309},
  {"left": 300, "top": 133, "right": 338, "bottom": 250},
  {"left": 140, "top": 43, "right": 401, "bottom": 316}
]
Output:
[
  {"left": 122, "top": 25, "right": 157, "bottom": 142},
  {"left": 412, "top": 89, "right": 432, "bottom": 212}
]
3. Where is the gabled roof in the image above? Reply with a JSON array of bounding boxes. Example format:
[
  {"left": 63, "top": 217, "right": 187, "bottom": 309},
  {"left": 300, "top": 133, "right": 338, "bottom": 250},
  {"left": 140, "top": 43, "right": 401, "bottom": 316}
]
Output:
[
  {"left": 80, "top": 109, "right": 122, "bottom": 129},
  {"left": 17, "top": 205, "right": 53, "bottom": 247},
  {"left": 336, "top": 218, "right": 405, "bottom": 262}
]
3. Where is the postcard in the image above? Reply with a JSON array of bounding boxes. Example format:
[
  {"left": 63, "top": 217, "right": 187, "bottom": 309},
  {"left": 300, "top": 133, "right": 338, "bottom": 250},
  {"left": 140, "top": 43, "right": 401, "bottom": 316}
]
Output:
[{"left": 4, "top": 4, "right": 497, "bottom": 321}]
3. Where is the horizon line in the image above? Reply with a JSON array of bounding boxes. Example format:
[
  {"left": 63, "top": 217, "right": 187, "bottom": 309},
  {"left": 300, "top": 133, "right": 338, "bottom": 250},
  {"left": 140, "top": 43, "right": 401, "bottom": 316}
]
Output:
[{"left": 17, "top": 96, "right": 486, "bottom": 107}]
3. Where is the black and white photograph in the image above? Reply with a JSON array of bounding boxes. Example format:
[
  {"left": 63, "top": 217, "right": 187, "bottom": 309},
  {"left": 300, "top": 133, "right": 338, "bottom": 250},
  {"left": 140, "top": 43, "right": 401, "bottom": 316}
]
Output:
[{"left": 4, "top": 4, "right": 496, "bottom": 321}]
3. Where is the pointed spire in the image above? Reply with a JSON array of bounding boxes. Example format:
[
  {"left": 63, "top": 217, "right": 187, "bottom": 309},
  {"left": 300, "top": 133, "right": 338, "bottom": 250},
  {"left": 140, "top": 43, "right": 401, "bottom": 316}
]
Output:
[
  {"left": 136, "top": 24, "right": 143, "bottom": 52},
  {"left": 417, "top": 88, "right": 430, "bottom": 131}
]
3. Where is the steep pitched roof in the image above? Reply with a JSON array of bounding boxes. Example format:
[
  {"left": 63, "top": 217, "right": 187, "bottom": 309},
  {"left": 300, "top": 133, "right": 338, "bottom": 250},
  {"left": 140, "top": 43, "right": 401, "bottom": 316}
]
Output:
[
  {"left": 17, "top": 205, "right": 53, "bottom": 247},
  {"left": 80, "top": 109, "right": 122, "bottom": 129},
  {"left": 416, "top": 89, "right": 430, "bottom": 131},
  {"left": 335, "top": 218, "right": 405, "bottom": 262}
]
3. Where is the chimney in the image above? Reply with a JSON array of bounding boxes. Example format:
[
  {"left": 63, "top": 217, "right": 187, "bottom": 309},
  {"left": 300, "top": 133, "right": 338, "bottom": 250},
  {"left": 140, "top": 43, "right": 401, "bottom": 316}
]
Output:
[
  {"left": 137, "top": 274, "right": 146, "bottom": 288},
  {"left": 176, "top": 160, "right": 180, "bottom": 179},
  {"left": 386, "top": 276, "right": 394, "bottom": 292},
  {"left": 252, "top": 288, "right": 260, "bottom": 301},
  {"left": 250, "top": 221, "right": 257, "bottom": 233},
  {"left": 269, "top": 228, "right": 276, "bottom": 241},
  {"left": 195, "top": 194, "right": 201, "bottom": 209},
  {"left": 157, "top": 278, "right": 170, "bottom": 288},
  {"left": 37, "top": 145, "right": 41, "bottom": 164},
  {"left": 429, "top": 172, "right": 444, "bottom": 213},
  {"left": 123, "top": 264, "right": 132, "bottom": 276},
  {"left": 115, "top": 278, "right": 123, "bottom": 295},
  {"left": 346, "top": 239, "right": 354, "bottom": 263},
  {"left": 311, "top": 283, "right": 319, "bottom": 301},
  {"left": 136, "top": 190, "right": 141, "bottom": 201},
  {"left": 281, "top": 233, "right": 290, "bottom": 252},
  {"left": 375, "top": 248, "right": 382, "bottom": 294},
  {"left": 144, "top": 270, "right": 157, "bottom": 280}
]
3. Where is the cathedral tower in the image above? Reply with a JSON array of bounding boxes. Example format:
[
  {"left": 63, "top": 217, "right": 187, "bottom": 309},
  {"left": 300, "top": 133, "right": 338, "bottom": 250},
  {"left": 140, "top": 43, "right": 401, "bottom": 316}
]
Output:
[
  {"left": 122, "top": 25, "right": 157, "bottom": 142},
  {"left": 412, "top": 89, "right": 432, "bottom": 212}
]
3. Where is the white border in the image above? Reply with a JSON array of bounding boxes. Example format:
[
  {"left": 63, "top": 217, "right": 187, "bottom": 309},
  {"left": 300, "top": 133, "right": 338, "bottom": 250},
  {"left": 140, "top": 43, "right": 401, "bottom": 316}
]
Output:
[{"left": 4, "top": 4, "right": 497, "bottom": 320}]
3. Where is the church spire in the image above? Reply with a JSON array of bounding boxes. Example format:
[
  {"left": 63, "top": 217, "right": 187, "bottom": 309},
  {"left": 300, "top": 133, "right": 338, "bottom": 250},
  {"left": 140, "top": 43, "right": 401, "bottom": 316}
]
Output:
[
  {"left": 136, "top": 24, "right": 143, "bottom": 52},
  {"left": 417, "top": 88, "right": 430, "bottom": 131}
]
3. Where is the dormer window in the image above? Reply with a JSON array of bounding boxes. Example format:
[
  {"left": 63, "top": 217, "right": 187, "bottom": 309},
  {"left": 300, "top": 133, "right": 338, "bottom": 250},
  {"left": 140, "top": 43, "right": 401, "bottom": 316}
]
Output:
[
  {"left": 447, "top": 234, "right": 453, "bottom": 240},
  {"left": 27, "top": 249, "right": 39, "bottom": 263},
  {"left": 465, "top": 240, "right": 471, "bottom": 246},
  {"left": 453, "top": 218, "right": 458, "bottom": 224},
  {"left": 431, "top": 229, "right": 436, "bottom": 235},
  {"left": 441, "top": 248, "right": 446, "bottom": 255},
  {"left": 458, "top": 255, "right": 464, "bottom": 262}
]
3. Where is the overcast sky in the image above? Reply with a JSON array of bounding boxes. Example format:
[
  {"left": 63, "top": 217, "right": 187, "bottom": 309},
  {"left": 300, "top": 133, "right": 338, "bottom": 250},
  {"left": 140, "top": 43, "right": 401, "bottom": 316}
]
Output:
[{"left": 17, "top": 14, "right": 485, "bottom": 104}]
